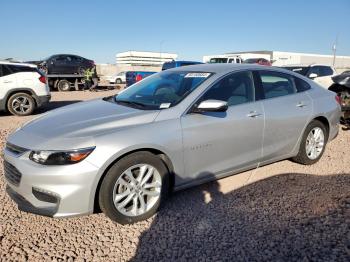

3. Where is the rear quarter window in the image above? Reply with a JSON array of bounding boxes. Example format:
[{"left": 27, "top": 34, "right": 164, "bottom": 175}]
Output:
[
  {"left": 294, "top": 77, "right": 311, "bottom": 92},
  {"left": 0, "top": 65, "right": 13, "bottom": 76},
  {"left": 8, "top": 65, "right": 37, "bottom": 73}
]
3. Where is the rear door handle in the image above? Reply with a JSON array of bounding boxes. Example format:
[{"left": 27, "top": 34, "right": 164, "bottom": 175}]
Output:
[
  {"left": 247, "top": 111, "right": 262, "bottom": 118},
  {"left": 3, "top": 80, "right": 12, "bottom": 83},
  {"left": 296, "top": 102, "right": 307, "bottom": 108}
]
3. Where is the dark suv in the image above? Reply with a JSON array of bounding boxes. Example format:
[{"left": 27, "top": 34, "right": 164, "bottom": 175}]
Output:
[{"left": 28, "top": 54, "right": 95, "bottom": 75}]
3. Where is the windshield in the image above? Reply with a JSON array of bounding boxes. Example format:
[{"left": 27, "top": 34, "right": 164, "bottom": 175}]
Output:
[
  {"left": 209, "top": 58, "right": 228, "bottom": 63},
  {"left": 283, "top": 66, "right": 309, "bottom": 76},
  {"left": 114, "top": 71, "right": 212, "bottom": 110}
]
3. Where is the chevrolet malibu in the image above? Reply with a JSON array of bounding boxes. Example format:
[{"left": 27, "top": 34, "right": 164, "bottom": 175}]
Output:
[{"left": 3, "top": 64, "right": 341, "bottom": 224}]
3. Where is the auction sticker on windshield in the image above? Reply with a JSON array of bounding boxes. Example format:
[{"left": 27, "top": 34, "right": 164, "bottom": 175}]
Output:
[{"left": 185, "top": 73, "right": 211, "bottom": 78}]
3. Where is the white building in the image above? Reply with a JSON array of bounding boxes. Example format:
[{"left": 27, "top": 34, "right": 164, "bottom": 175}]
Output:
[
  {"left": 116, "top": 51, "right": 178, "bottom": 67},
  {"left": 204, "top": 50, "right": 350, "bottom": 68}
]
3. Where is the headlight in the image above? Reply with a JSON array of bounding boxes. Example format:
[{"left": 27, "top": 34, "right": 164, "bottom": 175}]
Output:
[{"left": 29, "top": 147, "right": 95, "bottom": 165}]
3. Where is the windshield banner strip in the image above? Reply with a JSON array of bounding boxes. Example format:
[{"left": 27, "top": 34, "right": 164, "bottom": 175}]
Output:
[{"left": 184, "top": 73, "right": 211, "bottom": 78}]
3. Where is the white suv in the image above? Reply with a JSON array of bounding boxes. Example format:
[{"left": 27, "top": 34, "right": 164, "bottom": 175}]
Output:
[
  {"left": 0, "top": 61, "right": 51, "bottom": 116},
  {"left": 282, "top": 64, "right": 337, "bottom": 89}
]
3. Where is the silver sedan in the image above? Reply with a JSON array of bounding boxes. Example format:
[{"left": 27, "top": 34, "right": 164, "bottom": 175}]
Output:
[{"left": 3, "top": 64, "right": 341, "bottom": 224}]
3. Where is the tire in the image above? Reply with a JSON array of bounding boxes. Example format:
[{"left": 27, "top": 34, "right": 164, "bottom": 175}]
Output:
[
  {"left": 292, "top": 120, "right": 328, "bottom": 165},
  {"left": 116, "top": 78, "right": 122, "bottom": 84},
  {"left": 7, "top": 92, "right": 35, "bottom": 116},
  {"left": 57, "top": 79, "right": 71, "bottom": 92},
  {"left": 99, "top": 151, "right": 170, "bottom": 224}
]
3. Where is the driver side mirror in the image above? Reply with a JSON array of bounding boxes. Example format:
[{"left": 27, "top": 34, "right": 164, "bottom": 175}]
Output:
[
  {"left": 192, "top": 99, "right": 228, "bottom": 113},
  {"left": 309, "top": 73, "right": 318, "bottom": 79}
]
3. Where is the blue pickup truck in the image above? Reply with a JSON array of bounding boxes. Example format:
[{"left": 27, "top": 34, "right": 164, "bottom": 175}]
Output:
[{"left": 125, "top": 71, "right": 157, "bottom": 87}]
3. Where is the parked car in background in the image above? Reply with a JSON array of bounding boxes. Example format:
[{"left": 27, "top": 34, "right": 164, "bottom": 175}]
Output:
[
  {"left": 0, "top": 61, "right": 50, "bottom": 116},
  {"left": 207, "top": 55, "right": 243, "bottom": 64},
  {"left": 329, "top": 71, "right": 350, "bottom": 126},
  {"left": 125, "top": 71, "right": 156, "bottom": 87},
  {"left": 162, "top": 61, "right": 203, "bottom": 71},
  {"left": 107, "top": 71, "right": 126, "bottom": 84},
  {"left": 282, "top": 64, "right": 337, "bottom": 89},
  {"left": 244, "top": 58, "right": 272, "bottom": 66},
  {"left": 4, "top": 64, "right": 340, "bottom": 224},
  {"left": 27, "top": 54, "right": 95, "bottom": 75}
]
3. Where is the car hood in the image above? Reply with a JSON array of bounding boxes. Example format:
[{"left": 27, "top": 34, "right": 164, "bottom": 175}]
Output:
[{"left": 7, "top": 99, "right": 160, "bottom": 150}]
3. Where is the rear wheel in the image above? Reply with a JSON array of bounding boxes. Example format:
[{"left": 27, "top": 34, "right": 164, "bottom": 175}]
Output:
[
  {"left": 99, "top": 152, "right": 169, "bottom": 224},
  {"left": 116, "top": 78, "right": 122, "bottom": 84},
  {"left": 57, "top": 79, "right": 71, "bottom": 91},
  {"left": 292, "top": 120, "right": 328, "bottom": 165},
  {"left": 7, "top": 93, "right": 35, "bottom": 116}
]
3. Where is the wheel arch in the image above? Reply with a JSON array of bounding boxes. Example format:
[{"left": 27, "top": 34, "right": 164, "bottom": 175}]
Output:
[
  {"left": 313, "top": 115, "right": 330, "bottom": 139},
  {"left": 93, "top": 147, "right": 175, "bottom": 213},
  {"left": 2, "top": 88, "right": 38, "bottom": 111}
]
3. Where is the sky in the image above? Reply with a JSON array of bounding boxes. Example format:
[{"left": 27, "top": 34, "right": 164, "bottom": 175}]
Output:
[{"left": 1, "top": 0, "right": 349, "bottom": 63}]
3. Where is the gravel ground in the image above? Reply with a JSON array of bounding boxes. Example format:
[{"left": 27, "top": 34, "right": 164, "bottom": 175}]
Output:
[{"left": 0, "top": 91, "right": 349, "bottom": 261}]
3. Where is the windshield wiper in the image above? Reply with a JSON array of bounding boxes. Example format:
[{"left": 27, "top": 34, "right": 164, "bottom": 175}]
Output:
[{"left": 115, "top": 100, "right": 147, "bottom": 109}]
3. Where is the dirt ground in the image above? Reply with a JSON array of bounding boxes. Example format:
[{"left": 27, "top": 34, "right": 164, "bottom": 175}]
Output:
[{"left": 0, "top": 91, "right": 349, "bottom": 261}]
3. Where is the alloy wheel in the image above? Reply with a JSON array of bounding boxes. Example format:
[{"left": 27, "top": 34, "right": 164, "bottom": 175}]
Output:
[
  {"left": 11, "top": 96, "right": 32, "bottom": 114},
  {"left": 305, "top": 127, "right": 325, "bottom": 160},
  {"left": 112, "top": 164, "right": 162, "bottom": 217}
]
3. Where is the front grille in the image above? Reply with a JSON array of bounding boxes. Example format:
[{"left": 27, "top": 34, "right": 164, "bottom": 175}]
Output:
[
  {"left": 4, "top": 161, "right": 22, "bottom": 186},
  {"left": 5, "top": 142, "right": 28, "bottom": 156}
]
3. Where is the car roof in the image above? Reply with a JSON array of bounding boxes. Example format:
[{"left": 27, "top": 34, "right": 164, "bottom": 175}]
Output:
[
  {"left": 50, "top": 54, "right": 82, "bottom": 58},
  {"left": 282, "top": 64, "right": 333, "bottom": 68},
  {"left": 167, "top": 63, "right": 275, "bottom": 73},
  {"left": 0, "top": 61, "right": 37, "bottom": 68}
]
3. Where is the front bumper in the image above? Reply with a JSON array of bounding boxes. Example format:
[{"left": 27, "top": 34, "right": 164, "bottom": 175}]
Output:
[{"left": 3, "top": 147, "right": 100, "bottom": 218}]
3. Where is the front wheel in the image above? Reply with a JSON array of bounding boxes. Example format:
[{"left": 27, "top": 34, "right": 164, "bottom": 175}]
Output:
[
  {"left": 99, "top": 152, "right": 169, "bottom": 224},
  {"left": 116, "top": 78, "right": 122, "bottom": 84},
  {"left": 292, "top": 120, "right": 328, "bottom": 165}
]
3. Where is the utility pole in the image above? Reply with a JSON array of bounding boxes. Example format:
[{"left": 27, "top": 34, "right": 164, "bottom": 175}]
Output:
[{"left": 332, "top": 35, "right": 338, "bottom": 66}]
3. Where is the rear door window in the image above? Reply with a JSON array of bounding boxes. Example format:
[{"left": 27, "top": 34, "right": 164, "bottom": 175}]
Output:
[{"left": 258, "top": 71, "right": 297, "bottom": 99}]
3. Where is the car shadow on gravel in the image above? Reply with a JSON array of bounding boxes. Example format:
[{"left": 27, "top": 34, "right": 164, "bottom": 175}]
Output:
[
  {"left": 34, "top": 100, "right": 82, "bottom": 114},
  {"left": 132, "top": 173, "right": 350, "bottom": 262}
]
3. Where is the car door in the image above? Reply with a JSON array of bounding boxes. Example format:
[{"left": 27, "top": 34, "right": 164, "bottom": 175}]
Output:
[
  {"left": 63, "top": 56, "right": 77, "bottom": 74},
  {"left": 49, "top": 55, "right": 67, "bottom": 74},
  {"left": 256, "top": 70, "right": 312, "bottom": 162},
  {"left": 0, "top": 65, "right": 17, "bottom": 98},
  {"left": 180, "top": 71, "right": 264, "bottom": 184}
]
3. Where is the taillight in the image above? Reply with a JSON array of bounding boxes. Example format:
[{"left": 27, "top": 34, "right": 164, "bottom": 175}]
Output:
[
  {"left": 335, "top": 95, "right": 341, "bottom": 105},
  {"left": 136, "top": 74, "right": 143, "bottom": 82},
  {"left": 39, "top": 76, "right": 46, "bottom": 84}
]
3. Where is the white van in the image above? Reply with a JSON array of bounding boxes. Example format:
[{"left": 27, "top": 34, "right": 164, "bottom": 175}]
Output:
[{"left": 204, "top": 55, "right": 243, "bottom": 64}]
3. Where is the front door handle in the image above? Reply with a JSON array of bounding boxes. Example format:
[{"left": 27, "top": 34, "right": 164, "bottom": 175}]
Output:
[
  {"left": 247, "top": 111, "right": 262, "bottom": 118},
  {"left": 296, "top": 102, "right": 307, "bottom": 108},
  {"left": 3, "top": 80, "right": 12, "bottom": 83}
]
